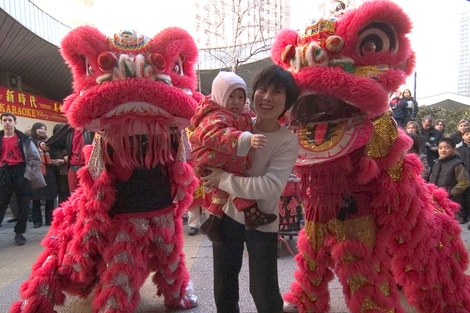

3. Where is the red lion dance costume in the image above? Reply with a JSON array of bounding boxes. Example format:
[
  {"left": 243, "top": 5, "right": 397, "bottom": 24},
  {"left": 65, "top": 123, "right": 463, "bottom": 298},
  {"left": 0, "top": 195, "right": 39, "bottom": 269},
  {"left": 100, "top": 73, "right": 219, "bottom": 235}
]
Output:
[
  {"left": 10, "top": 26, "right": 202, "bottom": 312},
  {"left": 271, "top": 1, "right": 470, "bottom": 313}
]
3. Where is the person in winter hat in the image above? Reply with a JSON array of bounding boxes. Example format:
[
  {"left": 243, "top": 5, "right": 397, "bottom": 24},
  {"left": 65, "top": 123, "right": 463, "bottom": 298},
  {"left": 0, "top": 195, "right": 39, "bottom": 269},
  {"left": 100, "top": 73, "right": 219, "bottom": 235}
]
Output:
[{"left": 189, "top": 71, "right": 276, "bottom": 242}]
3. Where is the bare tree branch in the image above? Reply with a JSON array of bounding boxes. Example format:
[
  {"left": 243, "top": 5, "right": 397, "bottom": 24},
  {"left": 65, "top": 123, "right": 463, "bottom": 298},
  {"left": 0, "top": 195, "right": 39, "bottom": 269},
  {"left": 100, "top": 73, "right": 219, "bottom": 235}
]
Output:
[{"left": 197, "top": 0, "right": 288, "bottom": 72}]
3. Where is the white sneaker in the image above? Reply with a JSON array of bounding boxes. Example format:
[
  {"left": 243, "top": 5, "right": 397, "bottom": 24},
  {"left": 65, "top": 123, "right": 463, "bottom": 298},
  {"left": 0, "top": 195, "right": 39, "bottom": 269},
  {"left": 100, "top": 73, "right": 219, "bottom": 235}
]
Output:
[{"left": 283, "top": 301, "right": 299, "bottom": 313}]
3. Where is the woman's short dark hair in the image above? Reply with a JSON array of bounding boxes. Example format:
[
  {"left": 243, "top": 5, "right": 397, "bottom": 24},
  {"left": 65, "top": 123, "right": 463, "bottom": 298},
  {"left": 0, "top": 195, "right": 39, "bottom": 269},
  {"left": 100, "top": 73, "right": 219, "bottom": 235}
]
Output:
[{"left": 251, "top": 65, "right": 299, "bottom": 112}]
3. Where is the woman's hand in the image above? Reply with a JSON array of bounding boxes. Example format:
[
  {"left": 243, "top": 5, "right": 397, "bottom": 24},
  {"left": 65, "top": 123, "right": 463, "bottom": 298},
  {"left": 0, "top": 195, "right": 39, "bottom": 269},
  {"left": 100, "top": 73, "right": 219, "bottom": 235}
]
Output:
[
  {"left": 201, "top": 167, "right": 224, "bottom": 190},
  {"left": 50, "top": 159, "right": 65, "bottom": 165},
  {"left": 39, "top": 141, "right": 50, "bottom": 151}
]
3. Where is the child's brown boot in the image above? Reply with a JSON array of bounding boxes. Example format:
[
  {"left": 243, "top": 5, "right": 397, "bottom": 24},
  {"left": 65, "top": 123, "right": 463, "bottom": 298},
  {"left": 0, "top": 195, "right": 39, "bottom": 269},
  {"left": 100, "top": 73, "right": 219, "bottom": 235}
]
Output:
[
  {"left": 199, "top": 215, "right": 223, "bottom": 243},
  {"left": 243, "top": 203, "right": 277, "bottom": 229}
]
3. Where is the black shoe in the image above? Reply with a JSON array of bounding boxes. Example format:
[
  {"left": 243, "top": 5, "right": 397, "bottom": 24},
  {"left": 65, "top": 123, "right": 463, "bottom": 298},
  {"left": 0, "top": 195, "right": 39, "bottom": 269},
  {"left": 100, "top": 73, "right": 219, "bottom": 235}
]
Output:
[
  {"left": 7, "top": 217, "right": 18, "bottom": 223},
  {"left": 33, "top": 221, "right": 42, "bottom": 228},
  {"left": 14, "top": 234, "right": 26, "bottom": 246},
  {"left": 200, "top": 215, "right": 223, "bottom": 243},
  {"left": 188, "top": 227, "right": 199, "bottom": 236},
  {"left": 457, "top": 216, "right": 468, "bottom": 224}
]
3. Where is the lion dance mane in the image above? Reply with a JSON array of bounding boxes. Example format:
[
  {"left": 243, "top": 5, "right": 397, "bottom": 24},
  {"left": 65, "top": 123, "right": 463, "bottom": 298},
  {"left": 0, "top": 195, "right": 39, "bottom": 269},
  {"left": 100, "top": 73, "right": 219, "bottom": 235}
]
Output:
[
  {"left": 272, "top": 1, "right": 470, "bottom": 312},
  {"left": 10, "top": 26, "right": 202, "bottom": 312}
]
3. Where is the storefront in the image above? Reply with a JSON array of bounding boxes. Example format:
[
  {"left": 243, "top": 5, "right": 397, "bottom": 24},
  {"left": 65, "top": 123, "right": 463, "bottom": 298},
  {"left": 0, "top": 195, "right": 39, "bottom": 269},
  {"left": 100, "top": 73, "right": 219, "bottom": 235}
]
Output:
[{"left": 0, "top": 86, "right": 67, "bottom": 136}]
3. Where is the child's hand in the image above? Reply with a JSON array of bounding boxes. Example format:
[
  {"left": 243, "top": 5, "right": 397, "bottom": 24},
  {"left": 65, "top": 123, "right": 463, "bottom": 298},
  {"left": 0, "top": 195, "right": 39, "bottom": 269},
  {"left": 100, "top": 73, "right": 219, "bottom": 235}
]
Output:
[{"left": 250, "top": 134, "right": 267, "bottom": 149}]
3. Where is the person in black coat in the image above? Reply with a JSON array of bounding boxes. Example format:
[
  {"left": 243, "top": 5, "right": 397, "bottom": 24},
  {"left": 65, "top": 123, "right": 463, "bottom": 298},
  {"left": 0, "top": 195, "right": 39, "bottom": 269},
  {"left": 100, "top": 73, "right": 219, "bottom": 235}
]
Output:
[
  {"left": 429, "top": 138, "right": 470, "bottom": 224},
  {"left": 418, "top": 115, "right": 442, "bottom": 168},
  {"left": 390, "top": 90, "right": 406, "bottom": 128},
  {"left": 457, "top": 127, "right": 470, "bottom": 226},
  {"left": 400, "top": 89, "right": 418, "bottom": 126},
  {"left": 30, "top": 123, "right": 57, "bottom": 228},
  {"left": 41, "top": 124, "right": 94, "bottom": 194},
  {"left": 49, "top": 124, "right": 70, "bottom": 205}
]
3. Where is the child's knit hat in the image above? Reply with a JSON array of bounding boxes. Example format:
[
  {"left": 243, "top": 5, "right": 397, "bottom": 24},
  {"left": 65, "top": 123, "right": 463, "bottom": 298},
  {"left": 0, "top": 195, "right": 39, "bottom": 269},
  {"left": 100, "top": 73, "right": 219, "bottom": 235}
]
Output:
[{"left": 211, "top": 71, "right": 247, "bottom": 109}]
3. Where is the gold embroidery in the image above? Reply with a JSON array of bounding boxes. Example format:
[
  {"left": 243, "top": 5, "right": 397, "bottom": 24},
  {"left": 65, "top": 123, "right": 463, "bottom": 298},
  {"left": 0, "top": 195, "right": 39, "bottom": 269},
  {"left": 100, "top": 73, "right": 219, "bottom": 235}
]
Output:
[
  {"left": 307, "top": 293, "right": 317, "bottom": 302},
  {"left": 302, "top": 253, "right": 317, "bottom": 271},
  {"left": 387, "top": 155, "right": 404, "bottom": 182},
  {"left": 379, "top": 283, "right": 391, "bottom": 296},
  {"left": 342, "top": 252, "right": 358, "bottom": 265},
  {"left": 306, "top": 216, "right": 377, "bottom": 251},
  {"left": 309, "top": 276, "right": 323, "bottom": 287},
  {"left": 211, "top": 197, "right": 228, "bottom": 205},
  {"left": 361, "top": 297, "right": 380, "bottom": 312},
  {"left": 364, "top": 112, "right": 398, "bottom": 158},
  {"left": 305, "top": 221, "right": 328, "bottom": 251},
  {"left": 88, "top": 134, "right": 106, "bottom": 181},
  {"left": 348, "top": 275, "right": 369, "bottom": 293}
]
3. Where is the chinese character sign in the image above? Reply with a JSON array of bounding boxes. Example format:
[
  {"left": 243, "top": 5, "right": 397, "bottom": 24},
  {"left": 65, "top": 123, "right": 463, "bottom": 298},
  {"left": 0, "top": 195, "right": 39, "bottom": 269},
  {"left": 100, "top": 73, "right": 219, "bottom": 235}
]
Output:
[{"left": 0, "top": 86, "right": 66, "bottom": 123}]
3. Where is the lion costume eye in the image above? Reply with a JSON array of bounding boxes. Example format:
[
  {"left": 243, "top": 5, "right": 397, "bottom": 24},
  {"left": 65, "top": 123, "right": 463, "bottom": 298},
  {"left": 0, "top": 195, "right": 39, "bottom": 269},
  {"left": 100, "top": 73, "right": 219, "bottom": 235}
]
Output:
[
  {"left": 173, "top": 57, "right": 184, "bottom": 76},
  {"left": 97, "top": 52, "right": 118, "bottom": 73},
  {"left": 357, "top": 22, "right": 397, "bottom": 56},
  {"left": 305, "top": 42, "right": 329, "bottom": 66},
  {"left": 85, "top": 58, "right": 94, "bottom": 76}
]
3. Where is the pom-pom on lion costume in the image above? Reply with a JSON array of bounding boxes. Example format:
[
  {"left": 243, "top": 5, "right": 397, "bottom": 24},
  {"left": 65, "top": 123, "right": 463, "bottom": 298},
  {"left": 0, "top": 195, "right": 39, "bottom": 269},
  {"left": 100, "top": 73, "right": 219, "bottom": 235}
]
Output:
[
  {"left": 271, "top": 1, "right": 470, "bottom": 313},
  {"left": 10, "top": 26, "right": 202, "bottom": 312}
]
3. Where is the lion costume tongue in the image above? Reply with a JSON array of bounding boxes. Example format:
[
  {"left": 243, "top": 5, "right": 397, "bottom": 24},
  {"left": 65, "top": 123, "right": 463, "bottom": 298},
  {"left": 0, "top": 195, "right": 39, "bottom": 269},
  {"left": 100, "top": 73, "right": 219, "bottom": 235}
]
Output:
[
  {"left": 312, "top": 122, "right": 328, "bottom": 145},
  {"left": 297, "top": 118, "right": 373, "bottom": 165},
  {"left": 292, "top": 94, "right": 374, "bottom": 165}
]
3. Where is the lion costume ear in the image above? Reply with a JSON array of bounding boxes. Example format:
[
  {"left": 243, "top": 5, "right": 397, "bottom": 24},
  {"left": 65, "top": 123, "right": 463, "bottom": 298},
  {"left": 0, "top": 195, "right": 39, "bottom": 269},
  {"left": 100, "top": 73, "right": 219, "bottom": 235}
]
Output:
[
  {"left": 60, "top": 26, "right": 109, "bottom": 93},
  {"left": 150, "top": 27, "right": 199, "bottom": 93},
  {"left": 271, "top": 29, "right": 298, "bottom": 69}
]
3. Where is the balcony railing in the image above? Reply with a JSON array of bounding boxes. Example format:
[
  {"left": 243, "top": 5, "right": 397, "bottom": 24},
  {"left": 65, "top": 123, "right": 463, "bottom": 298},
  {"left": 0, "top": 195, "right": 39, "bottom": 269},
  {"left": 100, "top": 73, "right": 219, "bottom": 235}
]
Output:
[
  {"left": 0, "top": 0, "right": 71, "bottom": 46},
  {"left": 198, "top": 38, "right": 274, "bottom": 70}
]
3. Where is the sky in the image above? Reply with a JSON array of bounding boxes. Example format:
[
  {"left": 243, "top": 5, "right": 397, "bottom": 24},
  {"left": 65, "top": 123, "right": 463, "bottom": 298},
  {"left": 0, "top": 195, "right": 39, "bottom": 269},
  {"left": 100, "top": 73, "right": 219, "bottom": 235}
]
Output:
[{"left": 32, "top": 0, "right": 470, "bottom": 101}]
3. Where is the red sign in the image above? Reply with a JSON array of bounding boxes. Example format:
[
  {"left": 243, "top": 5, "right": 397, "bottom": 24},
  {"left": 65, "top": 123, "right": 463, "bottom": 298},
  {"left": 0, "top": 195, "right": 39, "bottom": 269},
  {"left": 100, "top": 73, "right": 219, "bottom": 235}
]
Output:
[{"left": 0, "top": 86, "right": 67, "bottom": 123}]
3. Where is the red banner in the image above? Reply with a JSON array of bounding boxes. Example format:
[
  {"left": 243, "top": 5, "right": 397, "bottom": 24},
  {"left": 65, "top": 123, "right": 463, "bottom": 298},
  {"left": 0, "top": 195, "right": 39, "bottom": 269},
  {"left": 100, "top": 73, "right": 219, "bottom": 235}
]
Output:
[{"left": 0, "top": 86, "right": 67, "bottom": 123}]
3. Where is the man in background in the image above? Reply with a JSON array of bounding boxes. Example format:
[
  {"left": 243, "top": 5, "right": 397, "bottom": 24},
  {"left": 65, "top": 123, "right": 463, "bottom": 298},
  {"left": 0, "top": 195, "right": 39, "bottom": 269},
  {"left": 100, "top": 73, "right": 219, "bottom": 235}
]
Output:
[{"left": 0, "top": 113, "right": 43, "bottom": 245}]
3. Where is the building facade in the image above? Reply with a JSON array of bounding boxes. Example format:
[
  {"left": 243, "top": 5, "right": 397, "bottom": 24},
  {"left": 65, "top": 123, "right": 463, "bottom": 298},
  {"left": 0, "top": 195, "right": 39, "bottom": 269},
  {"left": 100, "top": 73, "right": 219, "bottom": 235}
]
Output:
[{"left": 459, "top": 10, "right": 470, "bottom": 97}]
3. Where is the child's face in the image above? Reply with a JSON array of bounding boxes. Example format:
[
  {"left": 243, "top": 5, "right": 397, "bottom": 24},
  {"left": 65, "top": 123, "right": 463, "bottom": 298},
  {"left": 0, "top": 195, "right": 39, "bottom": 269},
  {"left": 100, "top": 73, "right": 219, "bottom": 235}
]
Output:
[
  {"left": 434, "top": 122, "right": 445, "bottom": 132},
  {"left": 438, "top": 142, "right": 456, "bottom": 159},
  {"left": 406, "top": 124, "right": 417, "bottom": 134},
  {"left": 458, "top": 121, "right": 469, "bottom": 133},
  {"left": 226, "top": 88, "right": 246, "bottom": 114},
  {"left": 463, "top": 132, "right": 470, "bottom": 144}
]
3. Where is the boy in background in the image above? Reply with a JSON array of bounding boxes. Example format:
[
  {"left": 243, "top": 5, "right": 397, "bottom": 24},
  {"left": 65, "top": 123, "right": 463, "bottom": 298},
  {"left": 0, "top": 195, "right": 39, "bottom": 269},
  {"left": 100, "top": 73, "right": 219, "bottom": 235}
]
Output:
[{"left": 429, "top": 137, "right": 470, "bottom": 223}]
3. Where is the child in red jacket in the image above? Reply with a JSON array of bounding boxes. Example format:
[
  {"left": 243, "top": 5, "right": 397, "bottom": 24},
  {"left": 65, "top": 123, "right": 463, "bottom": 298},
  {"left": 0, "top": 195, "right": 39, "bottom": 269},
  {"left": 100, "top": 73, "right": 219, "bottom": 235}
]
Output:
[{"left": 189, "top": 71, "right": 276, "bottom": 242}]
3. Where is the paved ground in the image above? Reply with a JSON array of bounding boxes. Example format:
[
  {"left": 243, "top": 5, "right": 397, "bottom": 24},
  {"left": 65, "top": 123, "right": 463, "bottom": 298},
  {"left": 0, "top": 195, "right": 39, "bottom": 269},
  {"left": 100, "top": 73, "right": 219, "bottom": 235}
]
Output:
[{"left": 1, "top": 210, "right": 470, "bottom": 313}]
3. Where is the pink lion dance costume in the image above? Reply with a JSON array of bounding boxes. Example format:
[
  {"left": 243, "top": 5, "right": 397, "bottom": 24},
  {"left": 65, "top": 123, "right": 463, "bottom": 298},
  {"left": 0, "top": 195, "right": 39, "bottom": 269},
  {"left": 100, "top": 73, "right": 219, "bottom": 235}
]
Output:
[
  {"left": 10, "top": 26, "right": 202, "bottom": 312},
  {"left": 271, "top": 1, "right": 470, "bottom": 313}
]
